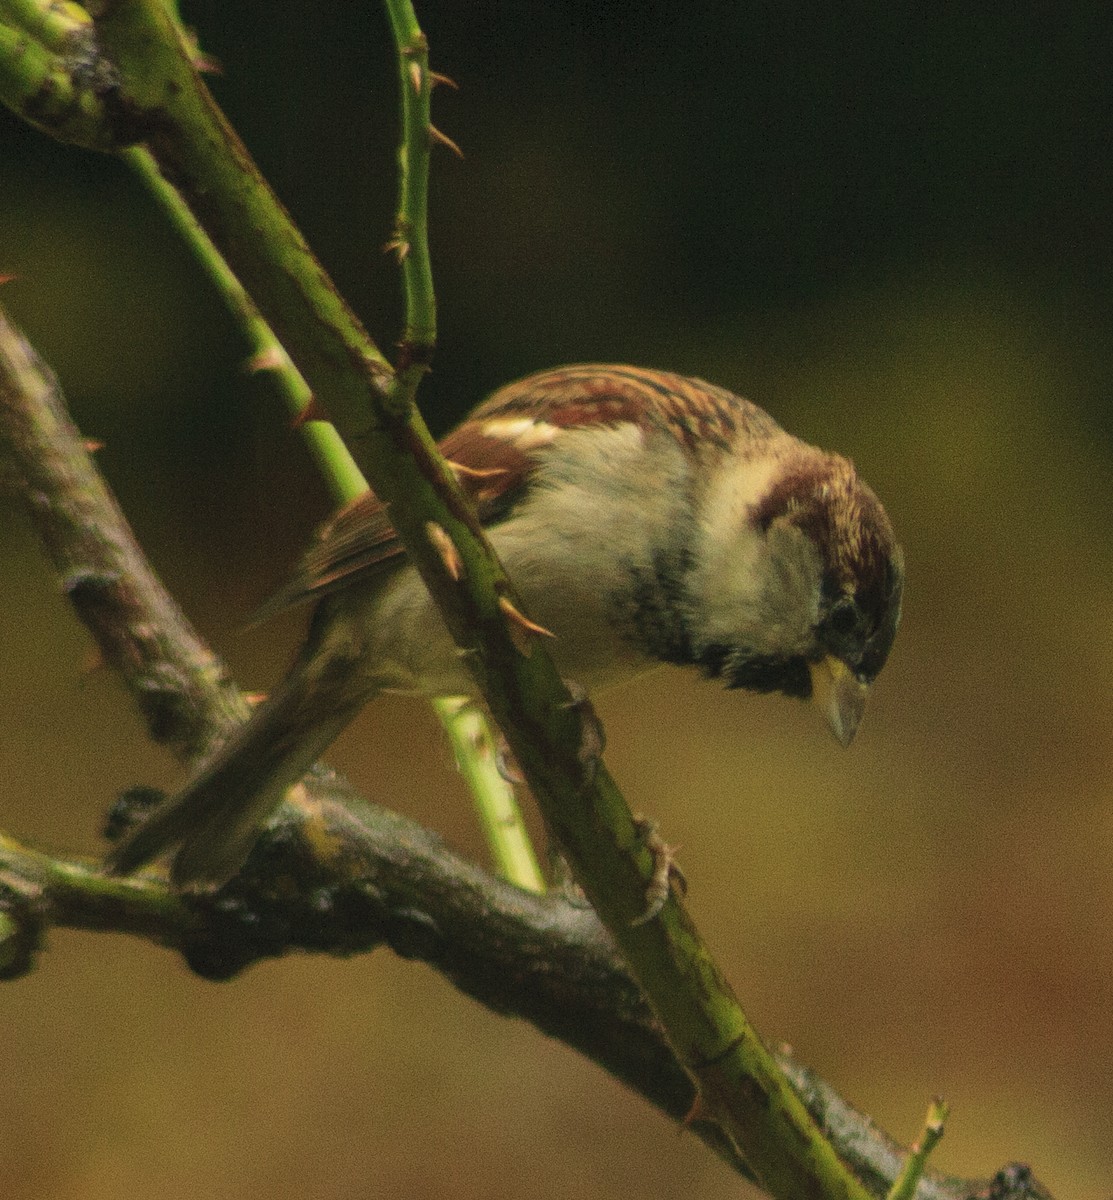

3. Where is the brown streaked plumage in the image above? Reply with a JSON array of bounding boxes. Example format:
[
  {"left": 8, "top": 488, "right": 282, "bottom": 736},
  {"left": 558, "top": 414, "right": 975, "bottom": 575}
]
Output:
[
  {"left": 106, "top": 364, "right": 903, "bottom": 887},
  {"left": 263, "top": 365, "right": 783, "bottom": 616}
]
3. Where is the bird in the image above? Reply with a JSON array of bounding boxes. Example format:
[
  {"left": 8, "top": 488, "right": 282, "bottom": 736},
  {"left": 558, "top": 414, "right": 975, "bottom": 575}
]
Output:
[{"left": 105, "top": 363, "right": 904, "bottom": 888}]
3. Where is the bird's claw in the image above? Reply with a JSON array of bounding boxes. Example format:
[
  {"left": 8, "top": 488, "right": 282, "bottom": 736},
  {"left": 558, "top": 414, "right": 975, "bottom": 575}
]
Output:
[
  {"left": 681, "top": 1089, "right": 710, "bottom": 1128},
  {"left": 560, "top": 680, "right": 606, "bottom": 785},
  {"left": 493, "top": 734, "right": 525, "bottom": 785},
  {"left": 630, "top": 815, "right": 687, "bottom": 926}
]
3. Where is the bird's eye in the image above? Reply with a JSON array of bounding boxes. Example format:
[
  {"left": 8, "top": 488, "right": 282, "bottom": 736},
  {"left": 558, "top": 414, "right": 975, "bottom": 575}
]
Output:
[{"left": 827, "top": 597, "right": 860, "bottom": 636}]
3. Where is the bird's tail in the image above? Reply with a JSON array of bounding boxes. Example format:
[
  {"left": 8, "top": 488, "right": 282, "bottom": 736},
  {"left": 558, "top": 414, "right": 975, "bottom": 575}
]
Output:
[{"left": 105, "top": 645, "right": 374, "bottom": 889}]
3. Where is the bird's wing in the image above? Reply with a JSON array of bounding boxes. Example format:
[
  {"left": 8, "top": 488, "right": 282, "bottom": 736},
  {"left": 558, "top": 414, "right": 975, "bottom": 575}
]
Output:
[
  {"left": 256, "top": 364, "right": 778, "bottom": 616},
  {"left": 253, "top": 431, "right": 535, "bottom": 618}
]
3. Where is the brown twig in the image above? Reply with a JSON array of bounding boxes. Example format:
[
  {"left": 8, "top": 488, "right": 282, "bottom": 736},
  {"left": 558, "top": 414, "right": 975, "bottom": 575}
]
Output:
[{"left": 0, "top": 306, "right": 246, "bottom": 764}]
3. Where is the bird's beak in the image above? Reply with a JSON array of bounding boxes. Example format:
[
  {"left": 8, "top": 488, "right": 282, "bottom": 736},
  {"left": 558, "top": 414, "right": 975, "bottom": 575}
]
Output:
[{"left": 809, "top": 656, "right": 868, "bottom": 748}]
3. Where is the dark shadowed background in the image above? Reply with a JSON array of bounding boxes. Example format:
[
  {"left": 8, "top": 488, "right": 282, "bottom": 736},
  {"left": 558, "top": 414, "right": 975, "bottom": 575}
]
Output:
[{"left": 2, "top": 3, "right": 1112, "bottom": 1197}]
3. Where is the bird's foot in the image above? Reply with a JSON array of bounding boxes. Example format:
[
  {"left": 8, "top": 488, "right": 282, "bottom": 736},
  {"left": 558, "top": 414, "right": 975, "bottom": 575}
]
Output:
[
  {"left": 560, "top": 680, "right": 606, "bottom": 785},
  {"left": 630, "top": 815, "right": 687, "bottom": 926},
  {"left": 493, "top": 735, "right": 525, "bottom": 785}
]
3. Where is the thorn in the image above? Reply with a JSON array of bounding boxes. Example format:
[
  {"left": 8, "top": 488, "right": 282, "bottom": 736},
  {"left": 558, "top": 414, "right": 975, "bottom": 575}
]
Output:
[
  {"left": 82, "top": 438, "right": 105, "bottom": 453},
  {"left": 494, "top": 734, "right": 524, "bottom": 785},
  {"left": 245, "top": 346, "right": 286, "bottom": 374},
  {"left": 291, "top": 396, "right": 328, "bottom": 428},
  {"left": 447, "top": 460, "right": 508, "bottom": 480},
  {"left": 382, "top": 236, "right": 411, "bottom": 262},
  {"left": 429, "top": 70, "right": 459, "bottom": 90},
  {"left": 0, "top": 273, "right": 15, "bottom": 286},
  {"left": 409, "top": 61, "right": 423, "bottom": 95},
  {"left": 244, "top": 691, "right": 267, "bottom": 707},
  {"left": 426, "top": 521, "right": 463, "bottom": 581},
  {"left": 428, "top": 124, "right": 464, "bottom": 159},
  {"left": 193, "top": 52, "right": 224, "bottom": 75},
  {"left": 498, "top": 596, "right": 555, "bottom": 655},
  {"left": 681, "top": 1090, "right": 710, "bottom": 1129},
  {"left": 630, "top": 816, "right": 687, "bottom": 926}
]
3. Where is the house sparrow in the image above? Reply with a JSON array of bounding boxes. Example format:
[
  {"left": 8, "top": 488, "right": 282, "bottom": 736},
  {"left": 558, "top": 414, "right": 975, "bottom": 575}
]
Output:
[{"left": 106, "top": 364, "right": 904, "bottom": 887}]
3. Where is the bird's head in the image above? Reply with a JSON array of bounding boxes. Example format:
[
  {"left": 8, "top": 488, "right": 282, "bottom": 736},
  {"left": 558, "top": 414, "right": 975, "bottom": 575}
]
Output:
[{"left": 687, "top": 447, "right": 904, "bottom": 746}]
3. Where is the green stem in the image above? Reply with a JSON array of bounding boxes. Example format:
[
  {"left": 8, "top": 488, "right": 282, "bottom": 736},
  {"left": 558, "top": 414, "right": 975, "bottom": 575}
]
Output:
[
  {"left": 96, "top": 0, "right": 396, "bottom": 434},
  {"left": 123, "top": 146, "right": 367, "bottom": 507},
  {"left": 433, "top": 698, "right": 545, "bottom": 893},
  {"left": 886, "top": 1098, "right": 950, "bottom": 1200},
  {"left": 0, "top": 833, "right": 198, "bottom": 940},
  {"left": 384, "top": 0, "right": 436, "bottom": 388},
  {"left": 382, "top": 1, "right": 543, "bottom": 897}
]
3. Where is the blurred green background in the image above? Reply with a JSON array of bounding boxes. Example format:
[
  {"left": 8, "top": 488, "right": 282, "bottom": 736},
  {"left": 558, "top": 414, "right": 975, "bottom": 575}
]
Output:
[{"left": 2, "top": 3, "right": 1112, "bottom": 1197}]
